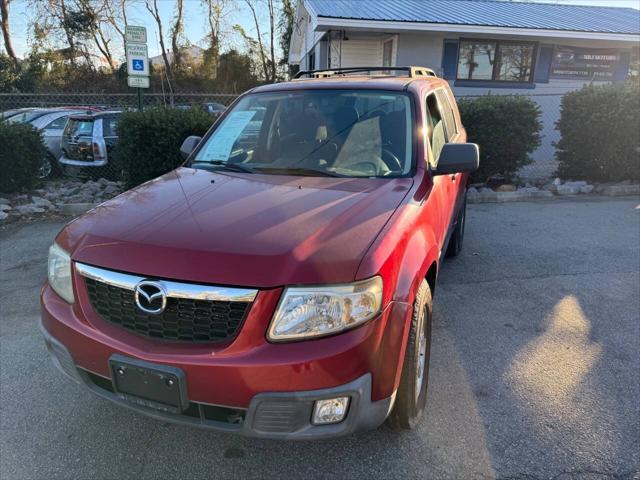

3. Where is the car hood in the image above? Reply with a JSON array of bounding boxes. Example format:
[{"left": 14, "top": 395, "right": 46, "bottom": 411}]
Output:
[{"left": 59, "top": 167, "right": 412, "bottom": 287}]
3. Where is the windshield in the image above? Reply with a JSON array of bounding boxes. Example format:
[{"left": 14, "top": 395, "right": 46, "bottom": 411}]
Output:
[
  {"left": 191, "top": 90, "right": 413, "bottom": 178},
  {"left": 6, "top": 110, "right": 48, "bottom": 124}
]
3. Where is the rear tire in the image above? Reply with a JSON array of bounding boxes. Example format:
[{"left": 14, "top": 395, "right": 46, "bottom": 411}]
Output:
[
  {"left": 387, "top": 279, "right": 432, "bottom": 430},
  {"left": 445, "top": 192, "right": 467, "bottom": 258}
]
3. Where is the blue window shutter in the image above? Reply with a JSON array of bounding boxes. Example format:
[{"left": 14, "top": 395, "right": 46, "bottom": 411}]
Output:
[
  {"left": 613, "top": 51, "right": 631, "bottom": 83},
  {"left": 442, "top": 40, "right": 459, "bottom": 80},
  {"left": 534, "top": 45, "right": 554, "bottom": 83}
]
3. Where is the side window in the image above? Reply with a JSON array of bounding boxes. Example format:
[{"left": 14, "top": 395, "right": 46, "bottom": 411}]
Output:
[
  {"left": 425, "top": 93, "right": 446, "bottom": 167},
  {"left": 436, "top": 90, "right": 458, "bottom": 140},
  {"left": 43, "top": 116, "right": 69, "bottom": 131}
]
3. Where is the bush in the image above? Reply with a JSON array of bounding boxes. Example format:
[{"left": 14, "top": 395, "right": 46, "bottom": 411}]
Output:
[
  {"left": 556, "top": 84, "right": 640, "bottom": 182},
  {"left": 0, "top": 122, "right": 48, "bottom": 193},
  {"left": 114, "top": 107, "right": 215, "bottom": 188},
  {"left": 457, "top": 95, "right": 542, "bottom": 182}
]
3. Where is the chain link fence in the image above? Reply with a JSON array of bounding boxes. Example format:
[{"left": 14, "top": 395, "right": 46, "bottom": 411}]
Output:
[
  {"left": 1, "top": 90, "right": 563, "bottom": 183},
  {"left": 0, "top": 92, "right": 239, "bottom": 111}
]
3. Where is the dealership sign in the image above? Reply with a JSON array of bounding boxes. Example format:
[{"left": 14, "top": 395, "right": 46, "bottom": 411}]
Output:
[{"left": 550, "top": 46, "right": 621, "bottom": 80}]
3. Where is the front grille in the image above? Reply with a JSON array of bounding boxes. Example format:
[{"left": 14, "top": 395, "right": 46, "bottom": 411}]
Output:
[{"left": 85, "top": 278, "right": 250, "bottom": 343}]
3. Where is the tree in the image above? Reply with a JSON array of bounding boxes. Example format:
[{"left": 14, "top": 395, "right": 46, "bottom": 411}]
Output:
[
  {"left": 170, "top": 0, "right": 184, "bottom": 69},
  {"left": 278, "top": 0, "right": 295, "bottom": 75},
  {"left": 241, "top": 0, "right": 277, "bottom": 83},
  {"left": 145, "top": 0, "right": 173, "bottom": 91},
  {"left": 0, "top": 0, "right": 17, "bottom": 62},
  {"left": 202, "top": 0, "right": 226, "bottom": 78}
]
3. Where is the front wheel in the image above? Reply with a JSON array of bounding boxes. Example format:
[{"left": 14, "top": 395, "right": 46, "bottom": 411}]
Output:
[
  {"left": 446, "top": 192, "right": 467, "bottom": 258},
  {"left": 387, "top": 279, "right": 432, "bottom": 429}
]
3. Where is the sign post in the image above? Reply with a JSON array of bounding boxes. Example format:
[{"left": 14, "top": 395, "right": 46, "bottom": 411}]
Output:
[{"left": 125, "top": 25, "right": 149, "bottom": 111}]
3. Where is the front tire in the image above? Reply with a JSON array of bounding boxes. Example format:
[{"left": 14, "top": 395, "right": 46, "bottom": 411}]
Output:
[
  {"left": 387, "top": 279, "right": 432, "bottom": 429},
  {"left": 445, "top": 192, "right": 467, "bottom": 258}
]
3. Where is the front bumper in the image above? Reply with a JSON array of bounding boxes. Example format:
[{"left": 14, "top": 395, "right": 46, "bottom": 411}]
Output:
[
  {"left": 59, "top": 156, "right": 107, "bottom": 167},
  {"left": 40, "top": 319, "right": 395, "bottom": 439}
]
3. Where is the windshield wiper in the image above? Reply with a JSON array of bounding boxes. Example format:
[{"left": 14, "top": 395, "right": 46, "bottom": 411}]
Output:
[
  {"left": 192, "top": 160, "right": 255, "bottom": 174},
  {"left": 254, "top": 167, "right": 345, "bottom": 178}
]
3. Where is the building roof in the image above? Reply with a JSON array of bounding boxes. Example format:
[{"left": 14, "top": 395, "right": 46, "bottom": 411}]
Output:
[{"left": 305, "top": 0, "right": 640, "bottom": 35}]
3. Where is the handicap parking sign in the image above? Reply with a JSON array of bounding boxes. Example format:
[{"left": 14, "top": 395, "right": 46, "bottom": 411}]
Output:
[{"left": 132, "top": 59, "right": 144, "bottom": 71}]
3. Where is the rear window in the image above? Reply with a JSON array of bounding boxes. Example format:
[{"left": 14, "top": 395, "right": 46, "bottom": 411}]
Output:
[
  {"left": 102, "top": 116, "right": 119, "bottom": 137},
  {"left": 65, "top": 119, "right": 94, "bottom": 137}
]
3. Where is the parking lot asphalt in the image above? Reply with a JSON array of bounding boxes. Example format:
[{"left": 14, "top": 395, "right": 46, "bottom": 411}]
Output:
[{"left": 1, "top": 197, "right": 639, "bottom": 480}]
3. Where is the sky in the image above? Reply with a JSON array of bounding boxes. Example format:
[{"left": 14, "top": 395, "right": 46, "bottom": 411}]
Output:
[{"left": 3, "top": 0, "right": 640, "bottom": 60}]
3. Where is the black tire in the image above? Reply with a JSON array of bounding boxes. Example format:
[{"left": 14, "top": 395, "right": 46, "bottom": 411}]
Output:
[
  {"left": 38, "top": 155, "right": 53, "bottom": 179},
  {"left": 387, "top": 279, "right": 432, "bottom": 429},
  {"left": 445, "top": 192, "right": 467, "bottom": 258}
]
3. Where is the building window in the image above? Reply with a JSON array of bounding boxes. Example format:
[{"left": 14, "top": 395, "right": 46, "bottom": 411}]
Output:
[
  {"left": 308, "top": 50, "right": 315, "bottom": 70},
  {"left": 457, "top": 39, "right": 537, "bottom": 83},
  {"left": 382, "top": 39, "right": 394, "bottom": 67}
]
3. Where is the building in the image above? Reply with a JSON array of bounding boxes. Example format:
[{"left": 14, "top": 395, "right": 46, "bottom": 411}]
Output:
[{"left": 288, "top": 0, "right": 640, "bottom": 180}]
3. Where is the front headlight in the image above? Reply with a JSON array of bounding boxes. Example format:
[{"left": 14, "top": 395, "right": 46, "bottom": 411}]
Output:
[
  {"left": 268, "top": 276, "right": 382, "bottom": 342},
  {"left": 47, "top": 243, "right": 74, "bottom": 304}
]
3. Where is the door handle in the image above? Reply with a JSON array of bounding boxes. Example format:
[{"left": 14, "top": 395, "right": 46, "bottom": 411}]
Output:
[{"left": 450, "top": 174, "right": 456, "bottom": 182}]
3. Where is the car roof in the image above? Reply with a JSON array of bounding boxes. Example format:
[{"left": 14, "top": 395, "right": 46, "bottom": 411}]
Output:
[
  {"left": 68, "top": 110, "right": 122, "bottom": 120},
  {"left": 251, "top": 74, "right": 444, "bottom": 94}
]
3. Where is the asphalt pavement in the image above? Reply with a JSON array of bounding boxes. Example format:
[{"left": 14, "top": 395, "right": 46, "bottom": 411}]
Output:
[{"left": 1, "top": 197, "right": 639, "bottom": 479}]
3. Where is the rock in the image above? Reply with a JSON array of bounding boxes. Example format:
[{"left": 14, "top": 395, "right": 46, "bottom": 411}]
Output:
[
  {"left": 467, "top": 186, "right": 479, "bottom": 195},
  {"left": 15, "top": 205, "right": 45, "bottom": 215},
  {"left": 479, "top": 187, "right": 493, "bottom": 194},
  {"left": 0, "top": 211, "right": 8, "bottom": 221},
  {"left": 543, "top": 183, "right": 557, "bottom": 193},
  {"left": 103, "top": 185, "right": 119, "bottom": 196},
  {"left": 563, "top": 181, "right": 588, "bottom": 188},
  {"left": 0, "top": 203, "right": 10, "bottom": 211},
  {"left": 552, "top": 178, "right": 562, "bottom": 186},
  {"left": 517, "top": 186, "right": 540, "bottom": 193},
  {"left": 31, "top": 196, "right": 54, "bottom": 208},
  {"left": 496, "top": 184, "right": 516, "bottom": 192},
  {"left": 557, "top": 184, "right": 580, "bottom": 196},
  {"left": 579, "top": 185, "right": 594, "bottom": 194},
  {"left": 0, "top": 197, "right": 10, "bottom": 205}
]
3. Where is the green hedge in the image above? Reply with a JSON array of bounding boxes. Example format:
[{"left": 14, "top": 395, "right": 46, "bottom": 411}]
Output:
[
  {"left": 0, "top": 122, "right": 48, "bottom": 193},
  {"left": 556, "top": 84, "right": 640, "bottom": 182},
  {"left": 458, "top": 95, "right": 542, "bottom": 182},
  {"left": 114, "top": 107, "right": 215, "bottom": 188}
]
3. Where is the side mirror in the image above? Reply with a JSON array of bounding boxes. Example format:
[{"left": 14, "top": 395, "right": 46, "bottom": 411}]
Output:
[
  {"left": 433, "top": 143, "right": 479, "bottom": 176},
  {"left": 180, "top": 135, "right": 202, "bottom": 160}
]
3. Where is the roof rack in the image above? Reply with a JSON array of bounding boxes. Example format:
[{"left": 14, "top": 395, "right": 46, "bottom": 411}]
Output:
[{"left": 294, "top": 66, "right": 437, "bottom": 79}]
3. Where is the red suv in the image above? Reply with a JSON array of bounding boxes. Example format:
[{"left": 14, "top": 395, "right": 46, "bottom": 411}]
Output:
[{"left": 41, "top": 67, "right": 478, "bottom": 439}]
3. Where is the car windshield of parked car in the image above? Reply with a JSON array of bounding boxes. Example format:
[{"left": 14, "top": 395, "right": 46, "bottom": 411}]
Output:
[
  {"left": 6, "top": 110, "right": 48, "bottom": 124},
  {"left": 191, "top": 90, "right": 413, "bottom": 178}
]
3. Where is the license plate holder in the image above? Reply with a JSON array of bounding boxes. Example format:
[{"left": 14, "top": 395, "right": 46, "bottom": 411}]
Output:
[{"left": 109, "top": 354, "right": 188, "bottom": 413}]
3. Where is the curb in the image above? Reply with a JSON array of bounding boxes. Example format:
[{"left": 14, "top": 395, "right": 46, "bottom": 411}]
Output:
[
  {"left": 468, "top": 191, "right": 554, "bottom": 204},
  {"left": 602, "top": 185, "right": 640, "bottom": 196},
  {"left": 56, "top": 203, "right": 98, "bottom": 216}
]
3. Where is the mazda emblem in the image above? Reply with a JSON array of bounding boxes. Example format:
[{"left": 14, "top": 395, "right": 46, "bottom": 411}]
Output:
[{"left": 134, "top": 281, "right": 167, "bottom": 314}]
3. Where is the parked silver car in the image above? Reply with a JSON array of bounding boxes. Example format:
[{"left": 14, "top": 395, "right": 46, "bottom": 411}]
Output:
[{"left": 7, "top": 108, "right": 100, "bottom": 178}]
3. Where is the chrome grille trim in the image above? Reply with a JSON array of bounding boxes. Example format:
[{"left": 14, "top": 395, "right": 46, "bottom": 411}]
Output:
[{"left": 75, "top": 262, "right": 258, "bottom": 303}]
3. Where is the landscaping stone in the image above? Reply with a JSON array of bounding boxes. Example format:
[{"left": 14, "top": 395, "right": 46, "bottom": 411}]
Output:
[
  {"left": 496, "top": 184, "right": 516, "bottom": 192},
  {"left": 0, "top": 197, "right": 10, "bottom": 205},
  {"left": 0, "top": 211, "right": 8, "bottom": 221},
  {"left": 580, "top": 184, "right": 595, "bottom": 194},
  {"left": 15, "top": 205, "right": 45, "bottom": 215},
  {"left": 0, "top": 204, "right": 10, "bottom": 212},
  {"left": 557, "top": 184, "right": 581, "bottom": 195}
]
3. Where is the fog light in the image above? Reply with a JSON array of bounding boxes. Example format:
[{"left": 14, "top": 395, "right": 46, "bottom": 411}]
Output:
[{"left": 312, "top": 397, "right": 350, "bottom": 425}]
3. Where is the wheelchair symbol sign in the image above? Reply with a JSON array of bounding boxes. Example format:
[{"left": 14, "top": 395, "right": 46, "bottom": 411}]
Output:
[{"left": 132, "top": 59, "right": 144, "bottom": 71}]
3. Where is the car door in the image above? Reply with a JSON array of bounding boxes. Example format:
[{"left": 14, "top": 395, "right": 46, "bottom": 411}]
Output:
[
  {"left": 425, "top": 91, "right": 456, "bottom": 249},
  {"left": 435, "top": 89, "right": 465, "bottom": 211}
]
